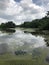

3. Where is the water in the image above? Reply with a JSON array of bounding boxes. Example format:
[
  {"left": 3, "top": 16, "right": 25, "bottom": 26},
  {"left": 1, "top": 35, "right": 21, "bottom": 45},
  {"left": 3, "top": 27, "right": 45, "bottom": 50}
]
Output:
[
  {"left": 0, "top": 28, "right": 49, "bottom": 64},
  {"left": 0, "top": 28, "right": 46, "bottom": 54}
]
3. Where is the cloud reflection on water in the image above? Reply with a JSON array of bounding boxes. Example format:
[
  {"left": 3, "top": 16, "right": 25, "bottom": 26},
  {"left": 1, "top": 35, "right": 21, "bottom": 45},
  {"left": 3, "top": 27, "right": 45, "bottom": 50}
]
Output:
[{"left": 0, "top": 29, "right": 46, "bottom": 54}]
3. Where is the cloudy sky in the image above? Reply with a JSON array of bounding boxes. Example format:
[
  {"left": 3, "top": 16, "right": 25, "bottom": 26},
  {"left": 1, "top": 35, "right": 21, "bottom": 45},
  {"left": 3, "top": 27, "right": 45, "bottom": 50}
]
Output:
[{"left": 0, "top": 0, "right": 49, "bottom": 25}]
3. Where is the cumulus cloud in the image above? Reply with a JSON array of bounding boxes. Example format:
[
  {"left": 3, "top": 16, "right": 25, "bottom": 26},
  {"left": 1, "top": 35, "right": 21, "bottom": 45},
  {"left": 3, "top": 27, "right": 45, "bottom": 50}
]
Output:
[
  {"left": 33, "top": 0, "right": 49, "bottom": 11},
  {"left": 0, "top": 0, "right": 49, "bottom": 24},
  {"left": 0, "top": 18, "right": 7, "bottom": 24},
  {"left": 0, "top": 0, "right": 9, "bottom": 10}
]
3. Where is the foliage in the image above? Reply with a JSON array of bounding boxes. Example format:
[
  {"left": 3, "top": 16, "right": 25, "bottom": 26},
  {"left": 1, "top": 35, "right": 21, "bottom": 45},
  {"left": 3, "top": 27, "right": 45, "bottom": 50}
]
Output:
[
  {"left": 0, "top": 21, "right": 16, "bottom": 29},
  {"left": 20, "top": 11, "right": 49, "bottom": 30}
]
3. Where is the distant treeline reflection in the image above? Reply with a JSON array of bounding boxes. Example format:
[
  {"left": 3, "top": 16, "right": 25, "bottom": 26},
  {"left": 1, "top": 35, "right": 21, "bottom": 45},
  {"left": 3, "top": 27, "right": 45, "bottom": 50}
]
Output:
[{"left": 0, "top": 28, "right": 16, "bottom": 33}]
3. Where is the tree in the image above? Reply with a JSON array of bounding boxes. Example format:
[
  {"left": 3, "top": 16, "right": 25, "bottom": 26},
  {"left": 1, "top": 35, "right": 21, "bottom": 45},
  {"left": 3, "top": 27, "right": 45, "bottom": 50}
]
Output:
[
  {"left": 47, "top": 11, "right": 49, "bottom": 17},
  {"left": 20, "top": 11, "right": 49, "bottom": 30},
  {"left": 0, "top": 21, "right": 16, "bottom": 28}
]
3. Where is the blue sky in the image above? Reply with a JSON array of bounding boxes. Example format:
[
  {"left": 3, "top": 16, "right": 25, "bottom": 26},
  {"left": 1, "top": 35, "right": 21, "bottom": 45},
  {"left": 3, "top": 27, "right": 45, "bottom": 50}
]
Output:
[
  {"left": 14, "top": 0, "right": 21, "bottom": 2},
  {"left": 0, "top": 0, "right": 49, "bottom": 24}
]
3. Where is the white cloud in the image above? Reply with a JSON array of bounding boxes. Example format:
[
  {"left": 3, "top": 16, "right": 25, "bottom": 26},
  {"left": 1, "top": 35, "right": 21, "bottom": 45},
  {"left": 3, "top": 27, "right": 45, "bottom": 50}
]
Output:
[
  {"left": 0, "top": 0, "right": 49, "bottom": 24},
  {"left": 0, "top": 18, "right": 7, "bottom": 24},
  {"left": 0, "top": 0, "right": 9, "bottom": 10},
  {"left": 5, "top": 0, "right": 23, "bottom": 15}
]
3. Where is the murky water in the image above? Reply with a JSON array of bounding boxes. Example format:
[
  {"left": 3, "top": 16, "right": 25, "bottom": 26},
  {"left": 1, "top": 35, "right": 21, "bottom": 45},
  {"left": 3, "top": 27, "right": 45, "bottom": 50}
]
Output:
[
  {"left": 0, "top": 28, "right": 47, "bottom": 54},
  {"left": 0, "top": 28, "right": 49, "bottom": 64}
]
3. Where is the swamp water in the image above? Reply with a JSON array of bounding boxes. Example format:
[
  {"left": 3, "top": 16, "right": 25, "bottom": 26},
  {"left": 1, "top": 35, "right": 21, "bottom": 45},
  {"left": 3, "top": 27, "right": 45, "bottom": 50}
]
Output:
[{"left": 0, "top": 28, "right": 49, "bottom": 65}]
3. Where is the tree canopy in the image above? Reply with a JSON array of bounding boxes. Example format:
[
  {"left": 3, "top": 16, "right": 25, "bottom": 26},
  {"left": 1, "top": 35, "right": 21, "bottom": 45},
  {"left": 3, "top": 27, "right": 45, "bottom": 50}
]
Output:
[
  {"left": 0, "top": 21, "right": 16, "bottom": 29},
  {"left": 20, "top": 11, "right": 49, "bottom": 30}
]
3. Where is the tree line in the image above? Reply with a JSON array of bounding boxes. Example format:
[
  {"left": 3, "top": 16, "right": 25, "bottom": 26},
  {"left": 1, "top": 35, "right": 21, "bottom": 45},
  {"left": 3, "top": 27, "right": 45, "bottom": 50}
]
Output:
[
  {"left": 0, "top": 11, "right": 49, "bottom": 30},
  {"left": 20, "top": 11, "right": 49, "bottom": 30},
  {"left": 0, "top": 21, "right": 16, "bottom": 29}
]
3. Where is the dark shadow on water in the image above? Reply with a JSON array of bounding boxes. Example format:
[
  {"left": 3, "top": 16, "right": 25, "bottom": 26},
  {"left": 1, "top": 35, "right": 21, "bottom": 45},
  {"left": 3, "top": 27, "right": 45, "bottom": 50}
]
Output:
[
  {"left": 0, "top": 28, "right": 16, "bottom": 33},
  {"left": 24, "top": 30, "right": 49, "bottom": 35},
  {"left": 46, "top": 56, "right": 49, "bottom": 63},
  {"left": 44, "top": 39, "right": 49, "bottom": 47},
  {"left": 24, "top": 31, "right": 44, "bottom": 35},
  {"left": 15, "top": 50, "right": 27, "bottom": 55}
]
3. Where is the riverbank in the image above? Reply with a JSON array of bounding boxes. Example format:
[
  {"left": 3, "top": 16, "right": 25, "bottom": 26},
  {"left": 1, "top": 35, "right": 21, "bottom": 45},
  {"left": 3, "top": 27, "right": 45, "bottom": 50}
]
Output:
[{"left": 17, "top": 28, "right": 49, "bottom": 35}]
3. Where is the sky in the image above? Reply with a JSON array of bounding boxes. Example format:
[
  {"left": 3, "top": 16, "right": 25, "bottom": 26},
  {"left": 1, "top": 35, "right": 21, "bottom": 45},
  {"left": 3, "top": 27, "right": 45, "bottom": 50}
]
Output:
[{"left": 0, "top": 0, "right": 49, "bottom": 25}]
